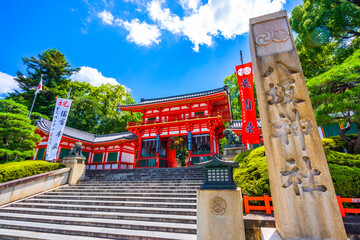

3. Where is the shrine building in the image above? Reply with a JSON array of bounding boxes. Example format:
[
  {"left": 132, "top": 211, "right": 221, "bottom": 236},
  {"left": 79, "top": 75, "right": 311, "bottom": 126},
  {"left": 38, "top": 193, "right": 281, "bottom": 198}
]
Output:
[
  {"left": 34, "top": 118, "right": 138, "bottom": 170},
  {"left": 118, "top": 87, "right": 232, "bottom": 168},
  {"left": 34, "top": 87, "right": 233, "bottom": 169}
]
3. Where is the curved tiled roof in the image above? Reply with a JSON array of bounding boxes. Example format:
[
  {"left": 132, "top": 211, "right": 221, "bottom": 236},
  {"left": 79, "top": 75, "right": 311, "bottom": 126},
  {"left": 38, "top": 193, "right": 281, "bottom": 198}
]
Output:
[
  {"left": 227, "top": 119, "right": 262, "bottom": 130},
  {"left": 36, "top": 118, "right": 137, "bottom": 143},
  {"left": 119, "top": 86, "right": 229, "bottom": 108}
]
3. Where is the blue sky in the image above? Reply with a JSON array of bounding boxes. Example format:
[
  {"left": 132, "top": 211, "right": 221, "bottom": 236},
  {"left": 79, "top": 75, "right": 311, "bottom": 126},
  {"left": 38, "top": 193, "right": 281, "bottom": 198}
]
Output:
[{"left": 0, "top": 0, "right": 302, "bottom": 102}]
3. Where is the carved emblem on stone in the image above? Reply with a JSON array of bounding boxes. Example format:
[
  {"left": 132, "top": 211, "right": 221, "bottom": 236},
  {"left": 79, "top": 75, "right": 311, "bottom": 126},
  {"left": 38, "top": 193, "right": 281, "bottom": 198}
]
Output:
[
  {"left": 255, "top": 32, "right": 272, "bottom": 46},
  {"left": 255, "top": 28, "right": 289, "bottom": 46},
  {"left": 210, "top": 197, "right": 226, "bottom": 215},
  {"left": 272, "top": 29, "right": 289, "bottom": 42}
]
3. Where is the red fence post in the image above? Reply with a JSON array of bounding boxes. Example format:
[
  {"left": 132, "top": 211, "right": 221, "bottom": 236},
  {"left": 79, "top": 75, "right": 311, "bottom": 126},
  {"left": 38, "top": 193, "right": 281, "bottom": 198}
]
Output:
[
  {"left": 243, "top": 193, "right": 250, "bottom": 214},
  {"left": 264, "top": 193, "right": 271, "bottom": 214},
  {"left": 336, "top": 195, "right": 346, "bottom": 217}
]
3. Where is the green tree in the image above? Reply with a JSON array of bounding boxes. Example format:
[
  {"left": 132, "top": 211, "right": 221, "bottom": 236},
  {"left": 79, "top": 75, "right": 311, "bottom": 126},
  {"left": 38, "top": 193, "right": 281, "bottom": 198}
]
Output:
[
  {"left": 8, "top": 48, "right": 79, "bottom": 117},
  {"left": 290, "top": 0, "right": 360, "bottom": 78},
  {"left": 224, "top": 74, "right": 242, "bottom": 120},
  {"left": 66, "top": 81, "right": 141, "bottom": 134},
  {"left": 307, "top": 49, "right": 360, "bottom": 153},
  {"left": 0, "top": 100, "right": 41, "bottom": 162}
]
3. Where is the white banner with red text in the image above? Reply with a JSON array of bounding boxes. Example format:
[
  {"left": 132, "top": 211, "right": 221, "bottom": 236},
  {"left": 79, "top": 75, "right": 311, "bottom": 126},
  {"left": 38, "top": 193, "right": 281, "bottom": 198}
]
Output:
[{"left": 45, "top": 98, "right": 72, "bottom": 160}]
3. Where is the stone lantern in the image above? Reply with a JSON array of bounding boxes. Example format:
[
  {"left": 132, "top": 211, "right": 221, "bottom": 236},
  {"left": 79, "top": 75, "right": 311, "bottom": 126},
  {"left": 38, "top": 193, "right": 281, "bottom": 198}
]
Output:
[{"left": 196, "top": 154, "right": 239, "bottom": 190}]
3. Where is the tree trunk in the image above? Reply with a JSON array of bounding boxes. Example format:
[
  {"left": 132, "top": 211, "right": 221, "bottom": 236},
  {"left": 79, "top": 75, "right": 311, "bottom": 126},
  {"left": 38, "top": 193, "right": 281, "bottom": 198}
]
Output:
[{"left": 340, "top": 118, "right": 355, "bottom": 153}]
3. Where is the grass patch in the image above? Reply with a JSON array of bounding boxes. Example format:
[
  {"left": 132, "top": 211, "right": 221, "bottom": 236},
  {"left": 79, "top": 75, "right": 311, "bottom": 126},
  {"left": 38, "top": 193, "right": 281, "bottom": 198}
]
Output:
[{"left": 0, "top": 160, "right": 65, "bottom": 183}]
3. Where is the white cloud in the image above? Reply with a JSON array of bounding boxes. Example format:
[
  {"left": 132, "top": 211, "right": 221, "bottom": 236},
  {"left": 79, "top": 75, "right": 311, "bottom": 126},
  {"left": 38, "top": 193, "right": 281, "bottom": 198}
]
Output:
[
  {"left": 71, "top": 66, "right": 122, "bottom": 87},
  {"left": 0, "top": 72, "right": 20, "bottom": 96},
  {"left": 148, "top": 0, "right": 286, "bottom": 51},
  {"left": 179, "top": 0, "right": 201, "bottom": 12},
  {"left": 116, "top": 19, "right": 161, "bottom": 46},
  {"left": 98, "top": 10, "right": 114, "bottom": 25},
  {"left": 147, "top": 0, "right": 182, "bottom": 34}
]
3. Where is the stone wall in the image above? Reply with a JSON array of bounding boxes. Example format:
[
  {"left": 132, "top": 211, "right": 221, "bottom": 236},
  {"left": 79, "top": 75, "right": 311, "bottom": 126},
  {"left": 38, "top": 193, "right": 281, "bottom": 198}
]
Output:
[{"left": 0, "top": 168, "right": 70, "bottom": 206}]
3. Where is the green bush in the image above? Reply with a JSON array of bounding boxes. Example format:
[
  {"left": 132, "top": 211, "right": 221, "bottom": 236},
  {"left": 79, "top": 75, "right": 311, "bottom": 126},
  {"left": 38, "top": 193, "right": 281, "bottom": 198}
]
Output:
[
  {"left": 0, "top": 160, "right": 65, "bottom": 183},
  {"left": 233, "top": 146, "right": 270, "bottom": 196},
  {"left": 321, "top": 134, "right": 358, "bottom": 152},
  {"left": 233, "top": 145, "right": 360, "bottom": 197},
  {"left": 328, "top": 164, "right": 360, "bottom": 198},
  {"left": 324, "top": 150, "right": 360, "bottom": 168},
  {"left": 321, "top": 136, "right": 346, "bottom": 152}
]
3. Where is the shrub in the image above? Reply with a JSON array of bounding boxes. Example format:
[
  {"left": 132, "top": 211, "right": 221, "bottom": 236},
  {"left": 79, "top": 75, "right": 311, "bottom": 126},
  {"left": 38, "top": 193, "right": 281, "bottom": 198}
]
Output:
[
  {"left": 233, "top": 146, "right": 270, "bottom": 196},
  {"left": 0, "top": 160, "right": 65, "bottom": 183},
  {"left": 324, "top": 150, "right": 360, "bottom": 168},
  {"left": 328, "top": 164, "right": 360, "bottom": 198},
  {"left": 321, "top": 134, "right": 358, "bottom": 152}
]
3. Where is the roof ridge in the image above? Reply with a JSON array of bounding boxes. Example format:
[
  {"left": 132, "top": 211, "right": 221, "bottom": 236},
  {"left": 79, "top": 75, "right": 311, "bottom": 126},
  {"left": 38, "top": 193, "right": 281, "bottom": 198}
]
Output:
[
  {"left": 141, "top": 87, "right": 226, "bottom": 102},
  {"left": 119, "top": 86, "right": 228, "bottom": 108},
  {"left": 36, "top": 118, "right": 137, "bottom": 143}
]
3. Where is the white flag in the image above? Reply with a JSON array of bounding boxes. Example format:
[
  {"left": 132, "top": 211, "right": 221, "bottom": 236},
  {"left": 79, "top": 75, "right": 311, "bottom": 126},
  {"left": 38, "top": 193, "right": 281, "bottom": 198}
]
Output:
[
  {"left": 34, "top": 76, "right": 43, "bottom": 95},
  {"left": 45, "top": 98, "right": 72, "bottom": 161}
]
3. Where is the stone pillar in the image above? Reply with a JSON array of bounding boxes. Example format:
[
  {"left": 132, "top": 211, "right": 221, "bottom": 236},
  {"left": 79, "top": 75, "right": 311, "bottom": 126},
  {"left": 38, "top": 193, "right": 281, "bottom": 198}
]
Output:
[
  {"left": 249, "top": 10, "right": 347, "bottom": 239},
  {"left": 197, "top": 189, "right": 245, "bottom": 240},
  {"left": 63, "top": 156, "right": 86, "bottom": 185}
]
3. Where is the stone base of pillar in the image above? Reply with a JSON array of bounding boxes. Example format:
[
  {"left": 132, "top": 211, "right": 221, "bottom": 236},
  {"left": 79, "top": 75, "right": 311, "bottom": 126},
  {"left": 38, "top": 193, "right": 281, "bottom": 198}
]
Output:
[
  {"left": 63, "top": 156, "right": 86, "bottom": 185},
  {"left": 222, "top": 146, "right": 246, "bottom": 161},
  {"left": 197, "top": 189, "right": 246, "bottom": 240},
  {"left": 260, "top": 228, "right": 282, "bottom": 240}
]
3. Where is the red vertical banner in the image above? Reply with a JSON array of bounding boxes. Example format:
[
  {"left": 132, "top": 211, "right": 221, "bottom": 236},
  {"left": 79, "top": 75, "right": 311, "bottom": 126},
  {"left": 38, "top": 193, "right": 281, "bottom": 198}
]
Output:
[{"left": 236, "top": 62, "right": 260, "bottom": 144}]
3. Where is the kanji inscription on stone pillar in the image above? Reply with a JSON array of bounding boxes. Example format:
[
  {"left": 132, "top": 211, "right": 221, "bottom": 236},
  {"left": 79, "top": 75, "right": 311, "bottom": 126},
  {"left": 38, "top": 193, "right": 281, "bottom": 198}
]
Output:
[{"left": 249, "top": 11, "right": 347, "bottom": 239}]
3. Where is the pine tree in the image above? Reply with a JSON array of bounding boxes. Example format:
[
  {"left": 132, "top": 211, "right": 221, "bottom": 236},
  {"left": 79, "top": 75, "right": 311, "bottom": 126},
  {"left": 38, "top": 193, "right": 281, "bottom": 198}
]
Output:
[
  {"left": 0, "top": 99, "right": 42, "bottom": 162},
  {"left": 8, "top": 48, "right": 79, "bottom": 117}
]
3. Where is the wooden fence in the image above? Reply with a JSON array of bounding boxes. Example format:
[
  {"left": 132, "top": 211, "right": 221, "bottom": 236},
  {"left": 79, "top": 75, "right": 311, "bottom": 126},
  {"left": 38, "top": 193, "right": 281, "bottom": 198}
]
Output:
[{"left": 243, "top": 193, "right": 360, "bottom": 217}]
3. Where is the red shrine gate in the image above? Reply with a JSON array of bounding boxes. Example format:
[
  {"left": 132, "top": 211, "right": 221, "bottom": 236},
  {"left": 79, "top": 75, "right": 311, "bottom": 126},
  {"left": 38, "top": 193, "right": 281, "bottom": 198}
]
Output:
[{"left": 119, "top": 87, "right": 233, "bottom": 168}]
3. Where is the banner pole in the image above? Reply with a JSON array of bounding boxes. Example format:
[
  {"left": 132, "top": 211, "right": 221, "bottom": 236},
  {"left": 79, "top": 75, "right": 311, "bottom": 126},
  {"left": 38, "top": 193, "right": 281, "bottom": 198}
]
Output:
[
  {"left": 28, "top": 74, "right": 43, "bottom": 118},
  {"left": 240, "top": 50, "right": 244, "bottom": 65},
  {"left": 28, "top": 93, "right": 38, "bottom": 118},
  {"left": 67, "top": 87, "right": 72, "bottom": 99}
]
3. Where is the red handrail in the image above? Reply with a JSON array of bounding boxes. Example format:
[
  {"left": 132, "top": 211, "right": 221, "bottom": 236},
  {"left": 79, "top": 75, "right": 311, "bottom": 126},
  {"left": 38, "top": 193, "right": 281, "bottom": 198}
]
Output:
[{"left": 243, "top": 194, "right": 360, "bottom": 217}]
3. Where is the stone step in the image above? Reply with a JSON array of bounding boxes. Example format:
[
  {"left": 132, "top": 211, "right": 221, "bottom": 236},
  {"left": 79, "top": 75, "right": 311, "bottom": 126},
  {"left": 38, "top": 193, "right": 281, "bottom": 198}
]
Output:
[
  {"left": 23, "top": 198, "right": 197, "bottom": 209},
  {"left": 0, "top": 212, "right": 197, "bottom": 234},
  {"left": 72, "top": 184, "right": 201, "bottom": 189},
  {"left": 0, "top": 228, "right": 105, "bottom": 240},
  {"left": 48, "top": 188, "right": 198, "bottom": 193},
  {"left": 12, "top": 202, "right": 197, "bottom": 215},
  {"left": 76, "top": 184, "right": 202, "bottom": 187},
  {"left": 0, "top": 219, "right": 196, "bottom": 240},
  {"left": 46, "top": 190, "right": 198, "bottom": 196},
  {"left": 37, "top": 192, "right": 197, "bottom": 198},
  {"left": 35, "top": 195, "right": 197, "bottom": 203},
  {"left": 77, "top": 181, "right": 203, "bottom": 185},
  {"left": 0, "top": 168, "right": 204, "bottom": 239},
  {"left": 0, "top": 207, "right": 197, "bottom": 224},
  {"left": 85, "top": 178, "right": 204, "bottom": 181},
  {"left": 59, "top": 185, "right": 200, "bottom": 189}
]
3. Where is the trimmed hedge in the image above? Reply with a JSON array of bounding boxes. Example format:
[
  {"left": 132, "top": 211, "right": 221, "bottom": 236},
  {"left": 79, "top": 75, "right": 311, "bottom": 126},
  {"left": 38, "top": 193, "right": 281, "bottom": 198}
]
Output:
[
  {"left": 0, "top": 160, "right": 65, "bottom": 183},
  {"left": 321, "top": 134, "right": 358, "bottom": 152},
  {"left": 328, "top": 163, "right": 360, "bottom": 198},
  {"left": 233, "top": 147, "right": 270, "bottom": 196},
  {"left": 233, "top": 137, "right": 360, "bottom": 197}
]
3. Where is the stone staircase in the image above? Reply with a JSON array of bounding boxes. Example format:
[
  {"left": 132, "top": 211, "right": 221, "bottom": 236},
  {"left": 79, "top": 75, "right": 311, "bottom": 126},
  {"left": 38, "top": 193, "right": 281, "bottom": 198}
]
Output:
[{"left": 0, "top": 167, "right": 205, "bottom": 240}]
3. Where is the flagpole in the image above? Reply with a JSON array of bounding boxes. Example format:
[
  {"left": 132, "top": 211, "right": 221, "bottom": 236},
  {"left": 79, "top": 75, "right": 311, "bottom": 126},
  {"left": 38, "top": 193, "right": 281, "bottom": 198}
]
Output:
[{"left": 28, "top": 74, "right": 43, "bottom": 118}]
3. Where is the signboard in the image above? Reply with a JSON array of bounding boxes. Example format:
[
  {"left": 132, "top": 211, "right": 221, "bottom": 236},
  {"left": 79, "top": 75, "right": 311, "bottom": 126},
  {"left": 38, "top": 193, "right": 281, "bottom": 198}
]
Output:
[
  {"left": 155, "top": 135, "right": 160, "bottom": 153},
  {"left": 236, "top": 62, "right": 260, "bottom": 144},
  {"left": 45, "top": 98, "right": 72, "bottom": 160},
  {"left": 187, "top": 132, "right": 192, "bottom": 151}
]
